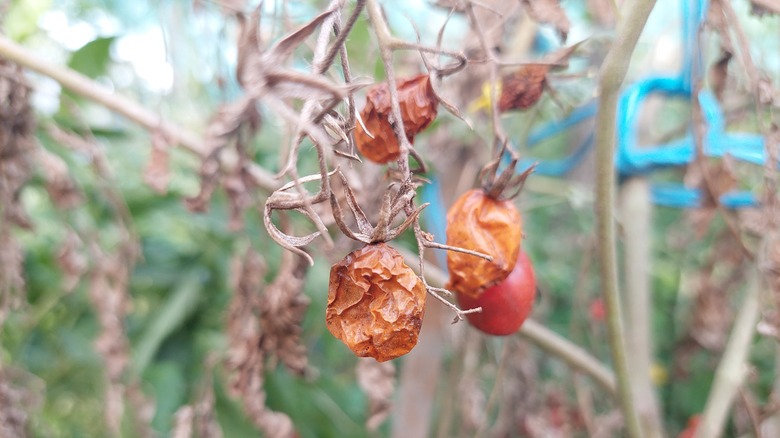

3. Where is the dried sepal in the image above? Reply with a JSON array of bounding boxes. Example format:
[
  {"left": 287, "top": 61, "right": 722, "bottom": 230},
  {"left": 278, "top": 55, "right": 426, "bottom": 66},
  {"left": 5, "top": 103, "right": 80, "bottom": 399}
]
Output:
[
  {"left": 326, "top": 243, "right": 426, "bottom": 361},
  {"left": 355, "top": 74, "right": 439, "bottom": 164},
  {"left": 446, "top": 189, "right": 522, "bottom": 297}
]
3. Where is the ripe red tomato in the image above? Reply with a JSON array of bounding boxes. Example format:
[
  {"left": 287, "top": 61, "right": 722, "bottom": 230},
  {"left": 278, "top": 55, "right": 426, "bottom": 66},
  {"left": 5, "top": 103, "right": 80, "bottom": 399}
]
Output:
[{"left": 456, "top": 251, "right": 536, "bottom": 336}]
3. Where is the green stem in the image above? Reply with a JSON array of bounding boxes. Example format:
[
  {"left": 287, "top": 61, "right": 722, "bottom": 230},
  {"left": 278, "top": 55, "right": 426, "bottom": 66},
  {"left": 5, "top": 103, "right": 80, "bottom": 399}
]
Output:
[
  {"left": 593, "top": 0, "right": 657, "bottom": 436},
  {"left": 397, "top": 248, "right": 617, "bottom": 397}
]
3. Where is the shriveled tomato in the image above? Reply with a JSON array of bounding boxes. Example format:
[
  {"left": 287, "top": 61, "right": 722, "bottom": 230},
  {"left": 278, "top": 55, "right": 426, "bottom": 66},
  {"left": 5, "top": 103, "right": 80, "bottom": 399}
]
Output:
[
  {"left": 456, "top": 251, "right": 536, "bottom": 336},
  {"left": 354, "top": 74, "right": 438, "bottom": 164},
  {"left": 326, "top": 243, "right": 426, "bottom": 362},
  {"left": 446, "top": 189, "right": 522, "bottom": 297},
  {"left": 498, "top": 65, "right": 548, "bottom": 112}
]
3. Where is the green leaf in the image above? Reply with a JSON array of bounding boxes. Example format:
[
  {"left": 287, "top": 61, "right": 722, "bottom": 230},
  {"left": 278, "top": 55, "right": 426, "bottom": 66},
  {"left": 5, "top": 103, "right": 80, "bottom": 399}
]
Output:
[
  {"left": 3, "top": 0, "right": 52, "bottom": 42},
  {"left": 67, "top": 36, "right": 116, "bottom": 78},
  {"left": 132, "top": 269, "right": 204, "bottom": 376}
]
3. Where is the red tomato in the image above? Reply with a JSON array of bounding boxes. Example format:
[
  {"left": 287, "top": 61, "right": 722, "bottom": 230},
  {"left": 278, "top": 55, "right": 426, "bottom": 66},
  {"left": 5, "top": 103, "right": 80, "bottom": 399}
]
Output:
[
  {"left": 456, "top": 251, "right": 536, "bottom": 336},
  {"left": 677, "top": 415, "right": 700, "bottom": 438}
]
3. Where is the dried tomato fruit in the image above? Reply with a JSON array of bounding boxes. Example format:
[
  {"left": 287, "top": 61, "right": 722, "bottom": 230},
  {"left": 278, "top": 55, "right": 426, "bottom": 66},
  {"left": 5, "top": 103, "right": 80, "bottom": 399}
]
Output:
[
  {"left": 457, "top": 251, "right": 536, "bottom": 336},
  {"left": 498, "top": 65, "right": 549, "bottom": 112},
  {"left": 446, "top": 189, "right": 522, "bottom": 297},
  {"left": 354, "top": 74, "right": 438, "bottom": 164},
  {"left": 326, "top": 243, "right": 426, "bottom": 362}
]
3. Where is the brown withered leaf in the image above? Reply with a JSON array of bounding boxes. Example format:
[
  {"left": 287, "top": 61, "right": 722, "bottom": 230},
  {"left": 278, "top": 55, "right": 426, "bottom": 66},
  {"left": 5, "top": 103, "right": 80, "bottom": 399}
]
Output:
[
  {"left": 354, "top": 74, "right": 439, "bottom": 164},
  {"left": 498, "top": 42, "right": 582, "bottom": 112},
  {"left": 35, "top": 147, "right": 83, "bottom": 209},
  {"left": 225, "top": 248, "right": 297, "bottom": 438},
  {"left": 750, "top": 0, "right": 780, "bottom": 16},
  {"left": 258, "top": 252, "right": 311, "bottom": 375},
  {"left": 499, "top": 65, "right": 549, "bottom": 112},
  {"left": 446, "top": 189, "right": 522, "bottom": 297},
  {"left": 709, "top": 50, "right": 732, "bottom": 101},
  {"left": 588, "top": 0, "right": 617, "bottom": 25},
  {"left": 143, "top": 131, "right": 171, "bottom": 194},
  {"left": 684, "top": 157, "right": 738, "bottom": 235},
  {"left": 520, "top": 0, "right": 571, "bottom": 41},
  {"left": 356, "top": 359, "right": 396, "bottom": 431},
  {"left": 0, "top": 367, "right": 42, "bottom": 438},
  {"left": 326, "top": 243, "right": 426, "bottom": 362},
  {"left": 689, "top": 274, "right": 732, "bottom": 350},
  {"left": 57, "top": 230, "right": 88, "bottom": 293}
]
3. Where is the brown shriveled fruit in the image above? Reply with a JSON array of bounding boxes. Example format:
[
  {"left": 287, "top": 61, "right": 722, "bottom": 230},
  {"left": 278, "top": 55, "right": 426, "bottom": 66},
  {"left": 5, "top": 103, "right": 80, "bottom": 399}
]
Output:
[
  {"left": 326, "top": 243, "right": 426, "bottom": 362},
  {"left": 446, "top": 189, "right": 522, "bottom": 298},
  {"left": 498, "top": 65, "right": 549, "bottom": 112},
  {"left": 354, "top": 74, "right": 438, "bottom": 164}
]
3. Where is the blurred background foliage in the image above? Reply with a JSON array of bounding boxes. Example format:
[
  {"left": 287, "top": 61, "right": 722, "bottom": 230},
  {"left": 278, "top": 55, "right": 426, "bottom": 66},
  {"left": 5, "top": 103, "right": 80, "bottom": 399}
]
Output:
[{"left": 1, "top": 0, "right": 779, "bottom": 437}]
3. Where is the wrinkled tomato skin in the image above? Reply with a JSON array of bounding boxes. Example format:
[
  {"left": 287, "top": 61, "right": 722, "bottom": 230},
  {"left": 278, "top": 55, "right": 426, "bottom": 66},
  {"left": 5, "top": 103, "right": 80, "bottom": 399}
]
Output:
[
  {"left": 354, "top": 74, "right": 438, "bottom": 164},
  {"left": 456, "top": 251, "right": 536, "bottom": 336},
  {"left": 446, "top": 189, "right": 522, "bottom": 297},
  {"left": 326, "top": 243, "right": 426, "bottom": 362}
]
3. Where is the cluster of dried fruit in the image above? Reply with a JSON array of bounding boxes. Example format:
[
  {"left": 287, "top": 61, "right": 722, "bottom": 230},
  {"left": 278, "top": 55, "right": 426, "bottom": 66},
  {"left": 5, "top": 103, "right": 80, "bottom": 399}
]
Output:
[
  {"left": 446, "top": 187, "right": 536, "bottom": 336},
  {"left": 326, "top": 73, "right": 536, "bottom": 361},
  {"left": 354, "top": 74, "right": 438, "bottom": 163}
]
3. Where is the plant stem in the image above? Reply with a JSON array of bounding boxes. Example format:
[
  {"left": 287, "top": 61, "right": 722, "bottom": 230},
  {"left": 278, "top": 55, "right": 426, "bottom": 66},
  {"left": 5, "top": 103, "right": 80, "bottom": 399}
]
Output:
[
  {"left": 620, "top": 178, "right": 663, "bottom": 437},
  {"left": 695, "top": 268, "right": 761, "bottom": 438},
  {"left": 0, "top": 35, "right": 281, "bottom": 192},
  {"left": 397, "top": 248, "right": 617, "bottom": 396},
  {"left": 593, "top": 0, "right": 657, "bottom": 436}
]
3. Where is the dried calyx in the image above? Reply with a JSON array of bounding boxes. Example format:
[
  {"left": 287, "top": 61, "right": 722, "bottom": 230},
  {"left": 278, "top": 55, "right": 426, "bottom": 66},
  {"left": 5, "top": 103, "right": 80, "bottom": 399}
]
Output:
[
  {"left": 478, "top": 142, "right": 536, "bottom": 202},
  {"left": 329, "top": 170, "right": 426, "bottom": 245}
]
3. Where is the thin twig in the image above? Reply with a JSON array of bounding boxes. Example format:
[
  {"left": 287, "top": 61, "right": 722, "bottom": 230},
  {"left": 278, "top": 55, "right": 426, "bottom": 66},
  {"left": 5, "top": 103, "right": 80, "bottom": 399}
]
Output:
[
  {"left": 0, "top": 35, "right": 281, "bottom": 192},
  {"left": 396, "top": 247, "right": 618, "bottom": 396},
  {"left": 593, "top": 0, "right": 658, "bottom": 436},
  {"left": 695, "top": 268, "right": 761, "bottom": 438}
]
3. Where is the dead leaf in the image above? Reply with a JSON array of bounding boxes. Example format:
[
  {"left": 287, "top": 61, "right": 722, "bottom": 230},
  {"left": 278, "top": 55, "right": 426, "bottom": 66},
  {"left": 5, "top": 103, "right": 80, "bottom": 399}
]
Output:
[
  {"left": 57, "top": 230, "right": 88, "bottom": 293},
  {"left": 750, "top": 0, "right": 780, "bottom": 16},
  {"left": 587, "top": 0, "right": 618, "bottom": 25},
  {"left": 709, "top": 50, "right": 732, "bottom": 101},
  {"left": 689, "top": 274, "right": 732, "bottom": 350},
  {"left": 684, "top": 157, "right": 738, "bottom": 235},
  {"left": 225, "top": 248, "right": 298, "bottom": 438},
  {"left": 356, "top": 359, "right": 396, "bottom": 431},
  {"left": 143, "top": 131, "right": 171, "bottom": 194},
  {"left": 520, "top": 0, "right": 571, "bottom": 41},
  {"left": 36, "top": 147, "right": 83, "bottom": 210}
]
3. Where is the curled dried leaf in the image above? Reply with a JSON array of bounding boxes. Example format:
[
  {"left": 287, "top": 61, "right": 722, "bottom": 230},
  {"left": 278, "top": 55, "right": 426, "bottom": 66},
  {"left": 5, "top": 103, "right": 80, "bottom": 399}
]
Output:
[
  {"left": 355, "top": 74, "right": 439, "bottom": 164},
  {"left": 520, "top": 0, "right": 571, "bottom": 41},
  {"left": 446, "top": 189, "right": 522, "bottom": 297},
  {"left": 326, "top": 243, "right": 426, "bottom": 362}
]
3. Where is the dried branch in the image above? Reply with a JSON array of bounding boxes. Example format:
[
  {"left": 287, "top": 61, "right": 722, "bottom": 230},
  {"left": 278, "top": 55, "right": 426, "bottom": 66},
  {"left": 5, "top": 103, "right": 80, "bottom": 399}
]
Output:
[{"left": 695, "top": 268, "right": 761, "bottom": 438}]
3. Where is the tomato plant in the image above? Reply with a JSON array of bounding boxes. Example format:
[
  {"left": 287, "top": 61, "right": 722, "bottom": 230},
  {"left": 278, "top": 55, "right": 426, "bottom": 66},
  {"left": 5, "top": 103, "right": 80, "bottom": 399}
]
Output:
[{"left": 456, "top": 250, "right": 536, "bottom": 336}]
